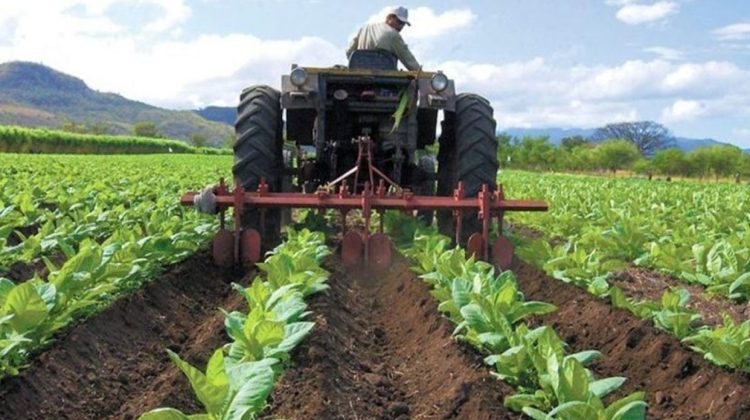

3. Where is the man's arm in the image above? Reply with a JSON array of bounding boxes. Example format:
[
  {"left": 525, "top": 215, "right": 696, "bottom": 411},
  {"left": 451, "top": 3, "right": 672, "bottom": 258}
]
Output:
[
  {"left": 390, "top": 34, "right": 420, "bottom": 71},
  {"left": 346, "top": 30, "right": 360, "bottom": 59}
]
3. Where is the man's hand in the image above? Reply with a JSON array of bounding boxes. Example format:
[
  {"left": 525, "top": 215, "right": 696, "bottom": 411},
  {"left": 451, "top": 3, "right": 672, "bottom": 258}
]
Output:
[{"left": 193, "top": 185, "right": 217, "bottom": 214}]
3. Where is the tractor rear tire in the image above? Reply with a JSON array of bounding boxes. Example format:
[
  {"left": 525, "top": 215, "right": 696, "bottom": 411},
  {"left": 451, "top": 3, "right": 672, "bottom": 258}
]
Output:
[
  {"left": 436, "top": 93, "right": 498, "bottom": 245},
  {"left": 415, "top": 155, "right": 436, "bottom": 225},
  {"left": 233, "top": 85, "right": 284, "bottom": 249}
]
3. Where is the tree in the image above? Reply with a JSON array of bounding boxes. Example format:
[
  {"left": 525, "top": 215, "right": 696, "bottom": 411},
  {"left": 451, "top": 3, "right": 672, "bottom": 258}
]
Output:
[
  {"left": 496, "top": 133, "right": 514, "bottom": 167},
  {"left": 741, "top": 154, "right": 750, "bottom": 178},
  {"left": 632, "top": 159, "right": 653, "bottom": 178},
  {"left": 594, "top": 139, "right": 641, "bottom": 174},
  {"left": 133, "top": 121, "right": 160, "bottom": 138},
  {"left": 560, "top": 135, "right": 589, "bottom": 152},
  {"left": 592, "top": 121, "right": 675, "bottom": 156},
  {"left": 651, "top": 148, "right": 689, "bottom": 176},
  {"left": 688, "top": 145, "right": 743, "bottom": 181},
  {"left": 87, "top": 121, "right": 111, "bottom": 135},
  {"left": 189, "top": 132, "right": 208, "bottom": 148},
  {"left": 223, "top": 133, "right": 236, "bottom": 149},
  {"left": 571, "top": 145, "right": 598, "bottom": 171},
  {"left": 514, "top": 136, "right": 557, "bottom": 170},
  {"left": 61, "top": 120, "right": 87, "bottom": 134}
]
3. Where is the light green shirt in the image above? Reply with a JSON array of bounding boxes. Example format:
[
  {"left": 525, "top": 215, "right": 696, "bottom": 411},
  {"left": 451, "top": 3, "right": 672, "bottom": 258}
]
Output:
[{"left": 346, "top": 22, "right": 421, "bottom": 71}]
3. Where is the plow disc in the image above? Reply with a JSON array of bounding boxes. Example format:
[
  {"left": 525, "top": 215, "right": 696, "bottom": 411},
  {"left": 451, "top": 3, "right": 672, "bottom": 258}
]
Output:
[{"left": 341, "top": 231, "right": 364, "bottom": 267}]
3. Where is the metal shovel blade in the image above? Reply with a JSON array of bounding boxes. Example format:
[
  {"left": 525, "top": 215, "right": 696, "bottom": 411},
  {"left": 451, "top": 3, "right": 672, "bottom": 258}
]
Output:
[
  {"left": 342, "top": 231, "right": 364, "bottom": 268},
  {"left": 240, "top": 228, "right": 262, "bottom": 267},
  {"left": 368, "top": 233, "right": 392, "bottom": 271},
  {"left": 492, "top": 236, "right": 515, "bottom": 270},
  {"left": 466, "top": 232, "right": 484, "bottom": 260},
  {"left": 212, "top": 228, "right": 235, "bottom": 267}
]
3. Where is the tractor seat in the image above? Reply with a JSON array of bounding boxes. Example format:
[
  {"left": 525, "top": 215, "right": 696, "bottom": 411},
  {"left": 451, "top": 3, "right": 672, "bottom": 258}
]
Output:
[{"left": 348, "top": 50, "right": 398, "bottom": 70}]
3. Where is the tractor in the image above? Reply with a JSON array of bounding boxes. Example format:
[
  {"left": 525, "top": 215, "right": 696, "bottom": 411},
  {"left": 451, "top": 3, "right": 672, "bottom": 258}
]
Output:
[{"left": 184, "top": 50, "right": 547, "bottom": 270}]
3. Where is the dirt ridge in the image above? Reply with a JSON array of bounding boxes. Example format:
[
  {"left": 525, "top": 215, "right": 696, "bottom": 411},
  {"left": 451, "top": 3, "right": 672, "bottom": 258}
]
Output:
[
  {"left": 0, "top": 250, "right": 249, "bottom": 420},
  {"left": 263, "top": 255, "right": 517, "bottom": 419},
  {"left": 512, "top": 260, "right": 750, "bottom": 420}
]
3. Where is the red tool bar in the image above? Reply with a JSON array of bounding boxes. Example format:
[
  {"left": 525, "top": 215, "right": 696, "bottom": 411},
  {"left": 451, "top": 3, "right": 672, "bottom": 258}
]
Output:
[{"left": 181, "top": 191, "right": 548, "bottom": 212}]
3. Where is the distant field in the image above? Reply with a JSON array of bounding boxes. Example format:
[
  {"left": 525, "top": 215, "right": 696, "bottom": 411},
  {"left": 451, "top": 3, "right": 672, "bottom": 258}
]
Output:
[
  {"left": 0, "top": 125, "right": 229, "bottom": 154},
  {"left": 502, "top": 170, "right": 749, "bottom": 300}
]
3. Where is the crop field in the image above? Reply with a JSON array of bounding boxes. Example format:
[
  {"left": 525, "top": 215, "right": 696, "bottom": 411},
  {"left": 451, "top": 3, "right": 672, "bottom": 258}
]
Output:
[{"left": 0, "top": 154, "right": 749, "bottom": 419}]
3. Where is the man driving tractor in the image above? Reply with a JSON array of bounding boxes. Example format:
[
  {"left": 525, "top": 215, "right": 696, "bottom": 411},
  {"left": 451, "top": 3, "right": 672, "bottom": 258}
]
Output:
[{"left": 346, "top": 6, "right": 421, "bottom": 71}]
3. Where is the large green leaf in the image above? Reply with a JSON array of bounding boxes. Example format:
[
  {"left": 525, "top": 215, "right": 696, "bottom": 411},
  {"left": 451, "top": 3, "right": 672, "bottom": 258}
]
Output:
[
  {"left": 138, "top": 408, "right": 191, "bottom": 420},
  {"left": 2, "top": 282, "right": 48, "bottom": 333},
  {"left": 589, "top": 376, "right": 626, "bottom": 398},
  {"left": 603, "top": 391, "right": 646, "bottom": 420},
  {"left": 224, "top": 359, "right": 277, "bottom": 419},
  {"left": 557, "top": 357, "right": 590, "bottom": 403},
  {"left": 0, "top": 278, "right": 15, "bottom": 307},
  {"left": 271, "top": 321, "right": 315, "bottom": 356},
  {"left": 167, "top": 350, "right": 227, "bottom": 416},
  {"left": 707, "top": 340, "right": 743, "bottom": 368},
  {"left": 547, "top": 401, "right": 600, "bottom": 420}
]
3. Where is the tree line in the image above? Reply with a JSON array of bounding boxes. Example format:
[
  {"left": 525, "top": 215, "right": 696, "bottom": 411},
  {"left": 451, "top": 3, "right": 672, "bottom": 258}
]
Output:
[
  {"left": 499, "top": 121, "right": 750, "bottom": 181},
  {"left": 62, "top": 120, "right": 216, "bottom": 148}
]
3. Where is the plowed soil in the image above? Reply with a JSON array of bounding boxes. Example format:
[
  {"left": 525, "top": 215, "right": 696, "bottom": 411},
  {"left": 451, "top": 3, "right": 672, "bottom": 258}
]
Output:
[
  {"left": 3, "top": 239, "right": 749, "bottom": 420},
  {"left": 611, "top": 267, "right": 750, "bottom": 326},
  {"left": 508, "top": 223, "right": 750, "bottom": 327},
  {"left": 512, "top": 260, "right": 750, "bottom": 420},
  {"left": 263, "top": 255, "right": 517, "bottom": 419},
  {"left": 1, "top": 252, "right": 67, "bottom": 283},
  {"left": 0, "top": 250, "right": 249, "bottom": 420}
]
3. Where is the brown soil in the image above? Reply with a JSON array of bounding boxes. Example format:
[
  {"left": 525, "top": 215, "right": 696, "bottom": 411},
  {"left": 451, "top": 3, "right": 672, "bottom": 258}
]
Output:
[
  {"left": 611, "top": 267, "right": 750, "bottom": 326},
  {"left": 508, "top": 223, "right": 750, "bottom": 326},
  {"left": 5, "top": 223, "right": 40, "bottom": 247},
  {"left": 1, "top": 252, "right": 67, "bottom": 283},
  {"left": 263, "top": 255, "right": 518, "bottom": 419},
  {"left": 512, "top": 259, "right": 750, "bottom": 420},
  {"left": 0, "top": 249, "right": 249, "bottom": 420}
]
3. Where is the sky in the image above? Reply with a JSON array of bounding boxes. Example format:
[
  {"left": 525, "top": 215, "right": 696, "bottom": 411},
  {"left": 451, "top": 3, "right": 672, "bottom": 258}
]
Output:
[{"left": 1, "top": 0, "right": 750, "bottom": 147}]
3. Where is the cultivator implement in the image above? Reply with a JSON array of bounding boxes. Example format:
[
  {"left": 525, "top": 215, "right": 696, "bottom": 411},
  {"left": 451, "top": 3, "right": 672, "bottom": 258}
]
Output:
[{"left": 181, "top": 137, "right": 547, "bottom": 271}]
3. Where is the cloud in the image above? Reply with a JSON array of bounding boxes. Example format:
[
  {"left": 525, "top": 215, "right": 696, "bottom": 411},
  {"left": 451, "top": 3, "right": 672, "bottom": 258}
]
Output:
[
  {"left": 365, "top": 6, "right": 476, "bottom": 40},
  {"left": 643, "top": 46, "right": 683, "bottom": 61},
  {"left": 0, "top": 0, "right": 342, "bottom": 108},
  {"left": 0, "top": 1, "right": 190, "bottom": 38},
  {"left": 712, "top": 22, "right": 750, "bottom": 41},
  {"left": 612, "top": 1, "right": 678, "bottom": 25},
  {"left": 731, "top": 128, "right": 750, "bottom": 142},
  {"left": 661, "top": 99, "right": 705, "bottom": 123},
  {"left": 1, "top": 0, "right": 749, "bottom": 142},
  {"left": 434, "top": 57, "right": 750, "bottom": 129}
]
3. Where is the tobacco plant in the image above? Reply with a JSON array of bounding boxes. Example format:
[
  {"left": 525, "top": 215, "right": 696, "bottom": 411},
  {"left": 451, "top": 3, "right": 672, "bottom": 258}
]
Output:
[{"left": 683, "top": 315, "right": 750, "bottom": 372}]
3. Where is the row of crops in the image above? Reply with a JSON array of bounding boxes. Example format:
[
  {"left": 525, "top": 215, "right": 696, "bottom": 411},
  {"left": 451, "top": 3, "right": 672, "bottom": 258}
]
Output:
[
  {"left": 1, "top": 151, "right": 746, "bottom": 418},
  {"left": 151, "top": 210, "right": 648, "bottom": 419},
  {"left": 359, "top": 210, "right": 646, "bottom": 418},
  {"left": 501, "top": 171, "right": 750, "bottom": 373},
  {"left": 0, "top": 125, "right": 229, "bottom": 155},
  {"left": 402, "top": 230, "right": 647, "bottom": 418},
  {"left": 0, "top": 153, "right": 233, "bottom": 377},
  {"left": 142, "top": 228, "right": 330, "bottom": 419}
]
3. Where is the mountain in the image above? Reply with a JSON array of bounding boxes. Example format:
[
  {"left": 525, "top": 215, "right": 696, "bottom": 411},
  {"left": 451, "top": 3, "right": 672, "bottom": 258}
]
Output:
[
  {"left": 501, "top": 127, "right": 739, "bottom": 153},
  {"left": 501, "top": 128, "right": 595, "bottom": 145},
  {"left": 672, "top": 137, "right": 728, "bottom": 152},
  {"left": 195, "top": 106, "right": 235, "bottom": 126},
  {"left": 0, "top": 61, "right": 233, "bottom": 146}
]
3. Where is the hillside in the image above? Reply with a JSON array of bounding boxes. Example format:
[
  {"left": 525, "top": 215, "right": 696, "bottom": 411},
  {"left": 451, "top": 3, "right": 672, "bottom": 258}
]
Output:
[
  {"left": 0, "top": 61, "right": 233, "bottom": 146},
  {"left": 195, "top": 106, "right": 235, "bottom": 126}
]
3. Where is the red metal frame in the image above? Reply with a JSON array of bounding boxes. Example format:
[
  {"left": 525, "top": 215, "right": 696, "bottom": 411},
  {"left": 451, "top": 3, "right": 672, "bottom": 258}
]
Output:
[
  {"left": 183, "top": 134, "right": 547, "bottom": 269},
  {"left": 181, "top": 178, "right": 546, "bottom": 268}
]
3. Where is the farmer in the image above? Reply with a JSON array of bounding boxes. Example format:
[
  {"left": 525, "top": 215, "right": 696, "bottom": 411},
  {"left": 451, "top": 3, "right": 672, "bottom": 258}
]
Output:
[{"left": 346, "top": 6, "right": 421, "bottom": 71}]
